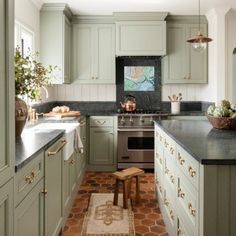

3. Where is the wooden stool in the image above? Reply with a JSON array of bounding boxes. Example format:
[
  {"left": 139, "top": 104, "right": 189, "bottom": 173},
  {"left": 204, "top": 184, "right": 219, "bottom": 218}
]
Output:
[{"left": 112, "top": 167, "right": 144, "bottom": 209}]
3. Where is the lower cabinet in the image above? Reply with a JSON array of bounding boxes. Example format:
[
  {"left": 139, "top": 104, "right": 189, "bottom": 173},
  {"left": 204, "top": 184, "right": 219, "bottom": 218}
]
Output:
[
  {"left": 0, "top": 179, "right": 14, "bottom": 236},
  {"left": 14, "top": 179, "right": 44, "bottom": 236},
  {"left": 88, "top": 116, "right": 117, "bottom": 171},
  {"left": 45, "top": 139, "right": 65, "bottom": 236}
]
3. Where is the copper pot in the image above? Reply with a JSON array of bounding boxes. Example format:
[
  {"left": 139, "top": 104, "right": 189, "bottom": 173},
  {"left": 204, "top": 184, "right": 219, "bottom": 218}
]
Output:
[{"left": 120, "top": 95, "right": 136, "bottom": 112}]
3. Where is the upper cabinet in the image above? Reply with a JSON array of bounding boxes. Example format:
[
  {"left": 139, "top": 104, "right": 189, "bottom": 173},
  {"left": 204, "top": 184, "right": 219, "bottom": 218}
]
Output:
[
  {"left": 116, "top": 21, "right": 166, "bottom": 56},
  {"left": 73, "top": 24, "right": 115, "bottom": 84},
  {"left": 162, "top": 17, "right": 208, "bottom": 84},
  {"left": 40, "top": 4, "right": 72, "bottom": 84}
]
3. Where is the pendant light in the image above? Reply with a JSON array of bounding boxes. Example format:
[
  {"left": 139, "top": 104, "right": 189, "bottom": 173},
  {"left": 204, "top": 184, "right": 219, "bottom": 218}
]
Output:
[{"left": 187, "top": 0, "right": 212, "bottom": 53}]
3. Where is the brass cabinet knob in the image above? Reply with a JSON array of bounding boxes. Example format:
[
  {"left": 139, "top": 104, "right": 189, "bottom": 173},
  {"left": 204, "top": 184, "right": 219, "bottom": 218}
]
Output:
[
  {"left": 188, "top": 166, "right": 196, "bottom": 177},
  {"left": 41, "top": 188, "right": 48, "bottom": 195},
  {"left": 25, "top": 175, "right": 33, "bottom": 184},
  {"left": 178, "top": 188, "right": 185, "bottom": 199},
  {"left": 188, "top": 203, "right": 196, "bottom": 216},
  {"left": 70, "top": 159, "right": 75, "bottom": 164}
]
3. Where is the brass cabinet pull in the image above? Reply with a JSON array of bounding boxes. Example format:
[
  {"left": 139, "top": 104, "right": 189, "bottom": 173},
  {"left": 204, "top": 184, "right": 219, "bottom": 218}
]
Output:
[
  {"left": 79, "top": 122, "right": 86, "bottom": 127},
  {"left": 177, "top": 228, "right": 182, "bottom": 236},
  {"left": 70, "top": 159, "right": 75, "bottom": 164},
  {"left": 170, "top": 147, "right": 174, "bottom": 154},
  {"left": 188, "top": 203, "right": 196, "bottom": 216},
  {"left": 178, "top": 188, "right": 185, "bottom": 199},
  {"left": 48, "top": 139, "right": 67, "bottom": 156},
  {"left": 188, "top": 166, "right": 196, "bottom": 177},
  {"left": 41, "top": 188, "right": 48, "bottom": 195}
]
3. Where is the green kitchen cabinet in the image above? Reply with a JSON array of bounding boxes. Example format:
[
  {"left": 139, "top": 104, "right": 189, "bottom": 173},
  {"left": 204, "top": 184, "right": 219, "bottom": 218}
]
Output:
[
  {"left": 0, "top": 0, "right": 14, "bottom": 187},
  {"left": 40, "top": 3, "right": 72, "bottom": 84},
  {"left": 0, "top": 179, "right": 14, "bottom": 236},
  {"left": 116, "top": 21, "right": 166, "bottom": 56},
  {"left": 88, "top": 116, "right": 117, "bottom": 171},
  {"left": 44, "top": 138, "right": 65, "bottom": 236},
  {"left": 73, "top": 24, "right": 115, "bottom": 84},
  {"left": 162, "top": 22, "right": 208, "bottom": 84},
  {"left": 69, "top": 154, "right": 77, "bottom": 197},
  {"left": 14, "top": 179, "right": 44, "bottom": 236}
]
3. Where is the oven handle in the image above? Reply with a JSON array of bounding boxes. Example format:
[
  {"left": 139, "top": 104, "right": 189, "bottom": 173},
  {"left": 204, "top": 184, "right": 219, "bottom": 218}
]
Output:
[{"left": 117, "top": 129, "right": 154, "bottom": 132}]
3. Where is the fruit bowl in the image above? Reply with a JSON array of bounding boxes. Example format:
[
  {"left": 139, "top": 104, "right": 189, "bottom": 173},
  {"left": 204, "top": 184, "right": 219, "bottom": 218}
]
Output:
[{"left": 206, "top": 114, "right": 236, "bottom": 130}]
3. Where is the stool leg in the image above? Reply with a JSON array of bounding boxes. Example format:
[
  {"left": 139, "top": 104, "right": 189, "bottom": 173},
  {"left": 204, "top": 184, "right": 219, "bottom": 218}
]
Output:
[
  {"left": 135, "top": 176, "right": 141, "bottom": 203},
  {"left": 123, "top": 180, "right": 128, "bottom": 209},
  {"left": 113, "top": 179, "right": 119, "bottom": 206},
  {"left": 127, "top": 178, "right": 132, "bottom": 199}
]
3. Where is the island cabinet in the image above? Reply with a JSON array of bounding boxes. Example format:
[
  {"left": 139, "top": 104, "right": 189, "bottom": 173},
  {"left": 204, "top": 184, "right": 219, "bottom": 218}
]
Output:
[
  {"left": 40, "top": 3, "right": 72, "bottom": 84},
  {"left": 155, "top": 123, "right": 236, "bottom": 236},
  {"left": 162, "top": 22, "right": 208, "bottom": 84},
  {"left": 88, "top": 116, "right": 117, "bottom": 171},
  {"left": 116, "top": 21, "right": 166, "bottom": 56},
  {"left": 72, "top": 24, "right": 115, "bottom": 84}
]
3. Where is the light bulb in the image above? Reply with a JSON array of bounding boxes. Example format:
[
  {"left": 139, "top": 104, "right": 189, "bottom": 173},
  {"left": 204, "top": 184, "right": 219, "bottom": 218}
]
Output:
[{"left": 192, "top": 41, "right": 207, "bottom": 53}]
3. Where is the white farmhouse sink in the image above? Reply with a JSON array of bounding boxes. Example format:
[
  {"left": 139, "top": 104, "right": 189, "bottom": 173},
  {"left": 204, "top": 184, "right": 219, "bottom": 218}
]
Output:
[{"left": 26, "top": 123, "right": 80, "bottom": 160}]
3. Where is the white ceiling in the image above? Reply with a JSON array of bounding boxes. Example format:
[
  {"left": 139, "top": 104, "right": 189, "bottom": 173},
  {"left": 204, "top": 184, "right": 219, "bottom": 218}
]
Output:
[{"left": 42, "top": 0, "right": 236, "bottom": 15}]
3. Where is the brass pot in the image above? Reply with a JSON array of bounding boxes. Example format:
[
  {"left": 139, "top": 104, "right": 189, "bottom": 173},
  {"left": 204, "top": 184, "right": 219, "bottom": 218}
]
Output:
[
  {"left": 120, "top": 95, "right": 136, "bottom": 112},
  {"left": 15, "top": 96, "right": 28, "bottom": 136}
]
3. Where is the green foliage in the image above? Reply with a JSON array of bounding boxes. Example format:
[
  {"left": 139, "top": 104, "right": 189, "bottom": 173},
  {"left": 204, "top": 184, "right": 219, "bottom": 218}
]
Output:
[
  {"left": 220, "top": 99, "right": 231, "bottom": 109},
  {"left": 207, "top": 105, "right": 215, "bottom": 116},
  {"left": 15, "top": 47, "right": 56, "bottom": 101},
  {"left": 213, "top": 106, "right": 230, "bottom": 117}
]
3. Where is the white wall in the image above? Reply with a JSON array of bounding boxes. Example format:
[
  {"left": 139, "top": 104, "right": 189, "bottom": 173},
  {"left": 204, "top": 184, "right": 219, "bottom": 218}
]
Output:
[
  {"left": 226, "top": 9, "right": 236, "bottom": 102},
  {"left": 15, "top": 0, "right": 41, "bottom": 52}
]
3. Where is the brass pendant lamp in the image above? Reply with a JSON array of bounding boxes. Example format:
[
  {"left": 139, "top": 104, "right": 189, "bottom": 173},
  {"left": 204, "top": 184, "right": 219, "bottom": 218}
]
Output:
[{"left": 187, "top": 0, "right": 213, "bottom": 52}]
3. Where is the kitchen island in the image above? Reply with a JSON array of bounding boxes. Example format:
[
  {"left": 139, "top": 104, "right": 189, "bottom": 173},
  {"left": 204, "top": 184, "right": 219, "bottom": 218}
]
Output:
[{"left": 154, "top": 120, "right": 236, "bottom": 236}]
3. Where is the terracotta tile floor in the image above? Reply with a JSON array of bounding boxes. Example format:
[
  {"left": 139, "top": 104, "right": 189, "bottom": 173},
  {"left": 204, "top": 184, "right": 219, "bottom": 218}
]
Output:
[{"left": 61, "top": 171, "right": 168, "bottom": 236}]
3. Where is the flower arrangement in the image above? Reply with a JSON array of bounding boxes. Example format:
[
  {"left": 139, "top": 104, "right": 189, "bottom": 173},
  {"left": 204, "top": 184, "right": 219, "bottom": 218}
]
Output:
[{"left": 15, "top": 46, "right": 56, "bottom": 101}]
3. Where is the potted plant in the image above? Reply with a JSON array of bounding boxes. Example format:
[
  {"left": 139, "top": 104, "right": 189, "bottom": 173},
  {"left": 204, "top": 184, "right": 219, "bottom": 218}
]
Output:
[{"left": 15, "top": 47, "right": 55, "bottom": 136}]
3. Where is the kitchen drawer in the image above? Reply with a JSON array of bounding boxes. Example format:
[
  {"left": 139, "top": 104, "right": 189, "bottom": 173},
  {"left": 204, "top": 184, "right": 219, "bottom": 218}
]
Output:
[
  {"left": 90, "top": 116, "right": 114, "bottom": 127},
  {"left": 155, "top": 126, "right": 165, "bottom": 147},
  {"left": 155, "top": 145, "right": 164, "bottom": 172},
  {"left": 176, "top": 144, "right": 199, "bottom": 190},
  {"left": 14, "top": 152, "right": 44, "bottom": 206},
  {"left": 176, "top": 171, "right": 198, "bottom": 233},
  {"left": 163, "top": 133, "right": 176, "bottom": 159},
  {"left": 155, "top": 171, "right": 164, "bottom": 200},
  {"left": 163, "top": 190, "right": 176, "bottom": 236}
]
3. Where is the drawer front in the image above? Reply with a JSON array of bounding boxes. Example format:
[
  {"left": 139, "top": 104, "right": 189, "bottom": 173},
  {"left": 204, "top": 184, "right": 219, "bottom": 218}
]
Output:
[
  {"left": 163, "top": 189, "right": 176, "bottom": 236},
  {"left": 163, "top": 134, "right": 176, "bottom": 159},
  {"left": 90, "top": 116, "right": 114, "bottom": 127},
  {"left": 176, "top": 145, "right": 199, "bottom": 190},
  {"left": 177, "top": 217, "right": 191, "bottom": 236},
  {"left": 155, "top": 126, "right": 165, "bottom": 147},
  {"left": 155, "top": 144, "right": 164, "bottom": 172},
  {"left": 15, "top": 152, "right": 44, "bottom": 206},
  {"left": 177, "top": 172, "right": 198, "bottom": 231}
]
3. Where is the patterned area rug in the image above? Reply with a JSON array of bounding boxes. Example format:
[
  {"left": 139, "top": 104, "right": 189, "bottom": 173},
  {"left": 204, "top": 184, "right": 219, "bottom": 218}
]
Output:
[{"left": 81, "top": 193, "right": 135, "bottom": 236}]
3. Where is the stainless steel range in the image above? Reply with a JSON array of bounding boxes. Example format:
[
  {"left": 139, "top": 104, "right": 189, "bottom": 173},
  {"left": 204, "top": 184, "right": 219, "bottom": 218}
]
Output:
[{"left": 117, "top": 110, "right": 168, "bottom": 169}]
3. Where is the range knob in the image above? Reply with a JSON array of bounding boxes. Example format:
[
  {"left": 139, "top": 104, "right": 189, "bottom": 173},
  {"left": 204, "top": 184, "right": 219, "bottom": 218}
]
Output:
[
  {"left": 120, "top": 116, "right": 125, "bottom": 125},
  {"left": 129, "top": 116, "right": 134, "bottom": 125},
  {"left": 140, "top": 116, "right": 144, "bottom": 123}
]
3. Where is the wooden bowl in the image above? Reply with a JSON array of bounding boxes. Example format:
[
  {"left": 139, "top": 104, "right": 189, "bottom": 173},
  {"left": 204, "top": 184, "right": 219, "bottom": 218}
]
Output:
[{"left": 206, "top": 114, "right": 236, "bottom": 130}]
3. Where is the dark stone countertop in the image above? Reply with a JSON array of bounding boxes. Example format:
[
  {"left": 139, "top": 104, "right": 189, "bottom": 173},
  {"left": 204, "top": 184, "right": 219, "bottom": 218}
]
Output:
[
  {"left": 168, "top": 111, "right": 205, "bottom": 116},
  {"left": 15, "top": 129, "right": 64, "bottom": 172},
  {"left": 155, "top": 120, "right": 236, "bottom": 165}
]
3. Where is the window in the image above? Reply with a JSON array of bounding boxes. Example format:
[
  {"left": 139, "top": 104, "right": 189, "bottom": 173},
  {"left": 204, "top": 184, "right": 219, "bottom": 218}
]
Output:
[{"left": 15, "top": 21, "right": 34, "bottom": 56}]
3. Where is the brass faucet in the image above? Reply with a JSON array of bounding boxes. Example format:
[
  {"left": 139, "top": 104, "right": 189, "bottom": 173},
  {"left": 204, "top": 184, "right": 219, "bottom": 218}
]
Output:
[{"left": 28, "top": 106, "right": 37, "bottom": 124}]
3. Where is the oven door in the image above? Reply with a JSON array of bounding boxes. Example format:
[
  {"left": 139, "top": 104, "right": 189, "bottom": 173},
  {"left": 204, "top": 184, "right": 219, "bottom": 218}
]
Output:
[{"left": 117, "top": 129, "right": 154, "bottom": 169}]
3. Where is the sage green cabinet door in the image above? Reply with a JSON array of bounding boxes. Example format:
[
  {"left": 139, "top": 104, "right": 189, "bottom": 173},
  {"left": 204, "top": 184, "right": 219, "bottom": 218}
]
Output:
[
  {"left": 162, "top": 24, "right": 188, "bottom": 83},
  {"left": 89, "top": 127, "right": 114, "bottom": 165},
  {"left": 187, "top": 24, "right": 208, "bottom": 83},
  {"left": 40, "top": 5, "right": 72, "bottom": 84},
  {"left": 0, "top": 0, "right": 14, "bottom": 187},
  {"left": 14, "top": 179, "right": 44, "bottom": 236},
  {"left": 0, "top": 179, "right": 13, "bottom": 236},
  {"left": 73, "top": 24, "right": 115, "bottom": 84},
  {"left": 45, "top": 140, "right": 64, "bottom": 236},
  {"left": 62, "top": 157, "right": 70, "bottom": 216},
  {"left": 69, "top": 154, "right": 77, "bottom": 195},
  {"left": 162, "top": 23, "right": 208, "bottom": 84},
  {"left": 95, "top": 24, "right": 115, "bottom": 83},
  {"left": 73, "top": 24, "right": 93, "bottom": 83}
]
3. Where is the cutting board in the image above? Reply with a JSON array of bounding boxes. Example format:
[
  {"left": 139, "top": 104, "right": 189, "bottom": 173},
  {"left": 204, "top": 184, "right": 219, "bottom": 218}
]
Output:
[{"left": 43, "top": 111, "right": 81, "bottom": 117}]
